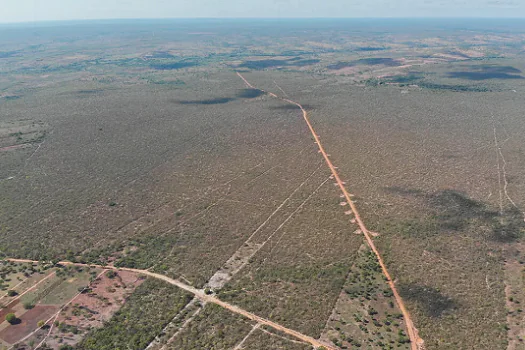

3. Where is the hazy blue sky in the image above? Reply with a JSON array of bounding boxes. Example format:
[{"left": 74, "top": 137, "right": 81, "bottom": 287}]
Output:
[{"left": 1, "top": 0, "right": 524, "bottom": 23}]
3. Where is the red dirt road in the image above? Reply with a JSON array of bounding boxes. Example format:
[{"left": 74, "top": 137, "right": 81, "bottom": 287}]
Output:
[
  {"left": 7, "top": 259, "right": 335, "bottom": 350},
  {"left": 236, "top": 72, "right": 424, "bottom": 350}
]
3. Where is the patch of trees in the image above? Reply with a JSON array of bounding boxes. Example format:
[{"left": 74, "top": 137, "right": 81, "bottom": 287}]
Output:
[{"left": 77, "top": 278, "right": 192, "bottom": 350}]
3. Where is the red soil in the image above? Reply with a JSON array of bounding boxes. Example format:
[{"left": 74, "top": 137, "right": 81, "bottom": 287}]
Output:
[
  {"left": 0, "top": 305, "right": 58, "bottom": 344},
  {"left": 0, "top": 300, "right": 20, "bottom": 321}
]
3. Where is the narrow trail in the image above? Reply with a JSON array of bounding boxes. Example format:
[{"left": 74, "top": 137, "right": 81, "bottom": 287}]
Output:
[
  {"left": 493, "top": 118, "right": 505, "bottom": 215},
  {"left": 93, "top": 161, "right": 265, "bottom": 251},
  {"left": 206, "top": 164, "right": 324, "bottom": 289},
  {"left": 237, "top": 72, "right": 424, "bottom": 350},
  {"left": 233, "top": 323, "right": 260, "bottom": 350},
  {"left": 262, "top": 175, "right": 331, "bottom": 265},
  {"left": 6, "top": 258, "right": 336, "bottom": 350},
  {"left": 158, "top": 300, "right": 205, "bottom": 350},
  {"left": 492, "top": 117, "right": 525, "bottom": 222},
  {"left": 0, "top": 143, "right": 32, "bottom": 152},
  {"left": 154, "top": 166, "right": 326, "bottom": 348},
  {"left": 273, "top": 80, "right": 289, "bottom": 97},
  {"left": 32, "top": 269, "right": 108, "bottom": 350},
  {"left": 8, "top": 269, "right": 107, "bottom": 350}
]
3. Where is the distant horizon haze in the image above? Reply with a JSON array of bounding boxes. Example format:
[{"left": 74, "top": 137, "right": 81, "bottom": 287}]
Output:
[{"left": 1, "top": 0, "right": 525, "bottom": 24}]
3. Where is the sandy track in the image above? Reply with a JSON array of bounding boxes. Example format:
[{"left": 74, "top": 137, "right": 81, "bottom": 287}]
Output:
[
  {"left": 6, "top": 259, "right": 335, "bottom": 350},
  {"left": 0, "top": 143, "right": 32, "bottom": 152},
  {"left": 236, "top": 72, "right": 424, "bottom": 350},
  {"left": 492, "top": 117, "right": 525, "bottom": 222}
]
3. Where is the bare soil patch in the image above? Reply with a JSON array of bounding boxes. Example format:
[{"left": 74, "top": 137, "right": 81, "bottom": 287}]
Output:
[
  {"left": 43, "top": 270, "right": 144, "bottom": 349},
  {"left": 0, "top": 299, "right": 19, "bottom": 322},
  {"left": 0, "top": 305, "right": 58, "bottom": 344}
]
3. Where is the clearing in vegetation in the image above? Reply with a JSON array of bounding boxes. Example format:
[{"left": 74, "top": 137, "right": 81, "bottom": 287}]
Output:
[{"left": 236, "top": 71, "right": 424, "bottom": 350}]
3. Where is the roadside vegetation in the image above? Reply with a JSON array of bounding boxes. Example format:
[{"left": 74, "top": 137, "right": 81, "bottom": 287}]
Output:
[
  {"left": 2, "top": 18, "right": 525, "bottom": 350},
  {"left": 322, "top": 247, "right": 411, "bottom": 349},
  {"left": 77, "top": 278, "right": 192, "bottom": 350},
  {"left": 166, "top": 304, "right": 254, "bottom": 350}
]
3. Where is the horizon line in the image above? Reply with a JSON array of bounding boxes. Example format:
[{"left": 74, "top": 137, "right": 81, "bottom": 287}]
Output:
[{"left": 1, "top": 16, "right": 524, "bottom": 26}]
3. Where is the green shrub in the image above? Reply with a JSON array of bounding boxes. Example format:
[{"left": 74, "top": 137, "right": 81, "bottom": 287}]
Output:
[{"left": 5, "top": 313, "right": 17, "bottom": 324}]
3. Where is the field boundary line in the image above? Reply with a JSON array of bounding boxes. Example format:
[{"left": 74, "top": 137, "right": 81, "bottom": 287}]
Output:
[
  {"left": 7, "top": 271, "right": 56, "bottom": 304},
  {"left": 6, "top": 258, "right": 336, "bottom": 350},
  {"left": 33, "top": 269, "right": 108, "bottom": 350},
  {"left": 236, "top": 71, "right": 424, "bottom": 350},
  {"left": 9, "top": 269, "right": 107, "bottom": 350},
  {"left": 0, "top": 276, "right": 28, "bottom": 301}
]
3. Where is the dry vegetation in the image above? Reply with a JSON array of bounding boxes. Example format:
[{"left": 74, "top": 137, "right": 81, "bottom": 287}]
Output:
[
  {"left": 1, "top": 18, "right": 525, "bottom": 350},
  {"left": 165, "top": 304, "right": 254, "bottom": 350},
  {"left": 77, "top": 278, "right": 192, "bottom": 350},
  {"left": 321, "top": 246, "right": 411, "bottom": 349}
]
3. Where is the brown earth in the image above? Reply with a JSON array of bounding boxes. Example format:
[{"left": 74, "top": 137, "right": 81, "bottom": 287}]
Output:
[
  {"left": 236, "top": 71, "right": 424, "bottom": 350},
  {"left": 7, "top": 259, "right": 337, "bottom": 350},
  {"left": 0, "top": 305, "right": 58, "bottom": 344},
  {"left": 44, "top": 270, "right": 144, "bottom": 349},
  {"left": 0, "top": 300, "right": 20, "bottom": 321}
]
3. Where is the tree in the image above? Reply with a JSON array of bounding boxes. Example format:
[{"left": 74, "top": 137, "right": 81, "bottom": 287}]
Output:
[
  {"left": 38, "top": 320, "right": 46, "bottom": 328},
  {"left": 7, "top": 290, "right": 17, "bottom": 297},
  {"left": 23, "top": 302, "right": 35, "bottom": 310},
  {"left": 5, "top": 313, "right": 17, "bottom": 324}
]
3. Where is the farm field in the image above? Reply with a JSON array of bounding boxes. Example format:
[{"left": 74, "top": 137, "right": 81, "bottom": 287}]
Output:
[{"left": 1, "top": 18, "right": 525, "bottom": 350}]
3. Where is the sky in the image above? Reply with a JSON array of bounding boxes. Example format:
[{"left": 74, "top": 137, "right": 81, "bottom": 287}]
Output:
[{"left": 0, "top": 0, "right": 524, "bottom": 23}]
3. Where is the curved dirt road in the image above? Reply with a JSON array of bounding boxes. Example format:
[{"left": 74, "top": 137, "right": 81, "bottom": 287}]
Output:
[
  {"left": 236, "top": 72, "right": 424, "bottom": 350},
  {"left": 7, "top": 258, "right": 335, "bottom": 350}
]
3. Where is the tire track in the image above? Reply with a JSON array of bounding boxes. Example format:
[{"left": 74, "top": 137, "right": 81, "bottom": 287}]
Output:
[
  {"left": 206, "top": 164, "right": 324, "bottom": 289},
  {"left": 7, "top": 258, "right": 336, "bottom": 350},
  {"left": 493, "top": 117, "right": 505, "bottom": 215},
  {"left": 237, "top": 72, "right": 424, "bottom": 350},
  {"left": 492, "top": 117, "right": 525, "bottom": 222},
  {"left": 233, "top": 323, "right": 260, "bottom": 350}
]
